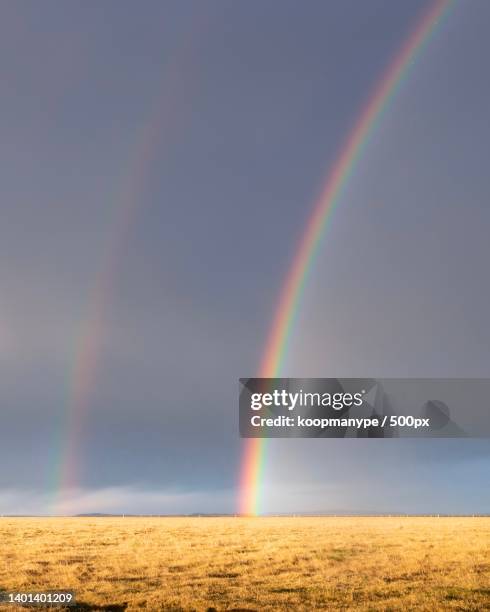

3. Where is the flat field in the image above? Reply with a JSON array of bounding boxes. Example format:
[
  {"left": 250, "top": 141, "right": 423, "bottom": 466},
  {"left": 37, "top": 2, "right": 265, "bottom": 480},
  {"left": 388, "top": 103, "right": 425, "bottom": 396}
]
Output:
[{"left": 0, "top": 517, "right": 489, "bottom": 611}]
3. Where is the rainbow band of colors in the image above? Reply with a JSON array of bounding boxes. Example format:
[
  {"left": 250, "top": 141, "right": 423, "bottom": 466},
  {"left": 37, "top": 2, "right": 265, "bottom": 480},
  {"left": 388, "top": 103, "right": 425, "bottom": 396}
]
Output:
[{"left": 239, "top": 0, "right": 453, "bottom": 516}]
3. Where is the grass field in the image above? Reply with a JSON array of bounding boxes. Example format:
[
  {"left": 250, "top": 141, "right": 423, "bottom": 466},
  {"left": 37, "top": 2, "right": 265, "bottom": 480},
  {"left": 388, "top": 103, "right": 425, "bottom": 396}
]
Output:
[{"left": 0, "top": 516, "right": 489, "bottom": 611}]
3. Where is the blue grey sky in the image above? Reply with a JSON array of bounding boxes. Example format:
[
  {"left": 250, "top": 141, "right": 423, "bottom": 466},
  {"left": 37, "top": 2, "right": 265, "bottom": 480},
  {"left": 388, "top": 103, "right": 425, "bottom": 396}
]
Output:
[{"left": 0, "top": 0, "right": 488, "bottom": 515}]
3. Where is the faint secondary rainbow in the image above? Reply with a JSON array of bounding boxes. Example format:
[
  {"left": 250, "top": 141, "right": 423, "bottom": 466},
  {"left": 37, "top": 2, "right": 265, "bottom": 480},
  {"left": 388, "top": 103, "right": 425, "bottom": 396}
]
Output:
[
  {"left": 52, "top": 10, "right": 210, "bottom": 513},
  {"left": 239, "top": 0, "right": 453, "bottom": 516}
]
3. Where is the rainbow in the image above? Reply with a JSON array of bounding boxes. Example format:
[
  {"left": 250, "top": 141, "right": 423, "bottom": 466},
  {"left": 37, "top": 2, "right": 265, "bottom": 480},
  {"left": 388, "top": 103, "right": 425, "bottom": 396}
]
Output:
[
  {"left": 52, "top": 9, "right": 208, "bottom": 513},
  {"left": 54, "top": 107, "right": 173, "bottom": 511},
  {"left": 239, "top": 0, "right": 453, "bottom": 516}
]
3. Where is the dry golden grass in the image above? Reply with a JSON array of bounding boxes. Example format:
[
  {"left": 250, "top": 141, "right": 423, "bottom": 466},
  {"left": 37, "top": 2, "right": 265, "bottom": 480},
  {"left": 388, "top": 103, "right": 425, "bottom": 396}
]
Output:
[{"left": 0, "top": 517, "right": 489, "bottom": 611}]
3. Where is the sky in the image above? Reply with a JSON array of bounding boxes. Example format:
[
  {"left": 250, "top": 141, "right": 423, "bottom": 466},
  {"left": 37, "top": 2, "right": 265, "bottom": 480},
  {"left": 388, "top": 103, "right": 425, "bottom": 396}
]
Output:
[{"left": 0, "top": 0, "right": 489, "bottom": 515}]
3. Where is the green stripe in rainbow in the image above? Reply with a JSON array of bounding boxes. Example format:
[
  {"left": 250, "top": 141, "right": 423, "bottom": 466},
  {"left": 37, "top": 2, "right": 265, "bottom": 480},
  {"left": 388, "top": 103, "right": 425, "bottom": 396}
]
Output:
[{"left": 239, "top": 0, "right": 453, "bottom": 517}]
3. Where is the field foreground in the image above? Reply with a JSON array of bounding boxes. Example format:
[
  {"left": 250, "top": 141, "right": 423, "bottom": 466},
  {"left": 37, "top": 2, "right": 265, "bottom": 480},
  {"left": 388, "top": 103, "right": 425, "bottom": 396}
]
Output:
[{"left": 0, "top": 516, "right": 489, "bottom": 611}]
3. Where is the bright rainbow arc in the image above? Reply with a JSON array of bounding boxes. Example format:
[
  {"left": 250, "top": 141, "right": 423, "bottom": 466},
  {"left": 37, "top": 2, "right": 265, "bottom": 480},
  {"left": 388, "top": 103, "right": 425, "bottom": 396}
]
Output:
[{"left": 240, "top": 0, "right": 453, "bottom": 517}]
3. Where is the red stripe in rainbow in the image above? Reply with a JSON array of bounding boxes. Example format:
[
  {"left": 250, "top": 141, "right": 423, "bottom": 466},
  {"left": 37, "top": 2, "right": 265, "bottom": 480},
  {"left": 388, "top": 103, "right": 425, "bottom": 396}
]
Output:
[{"left": 239, "top": 0, "right": 453, "bottom": 516}]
